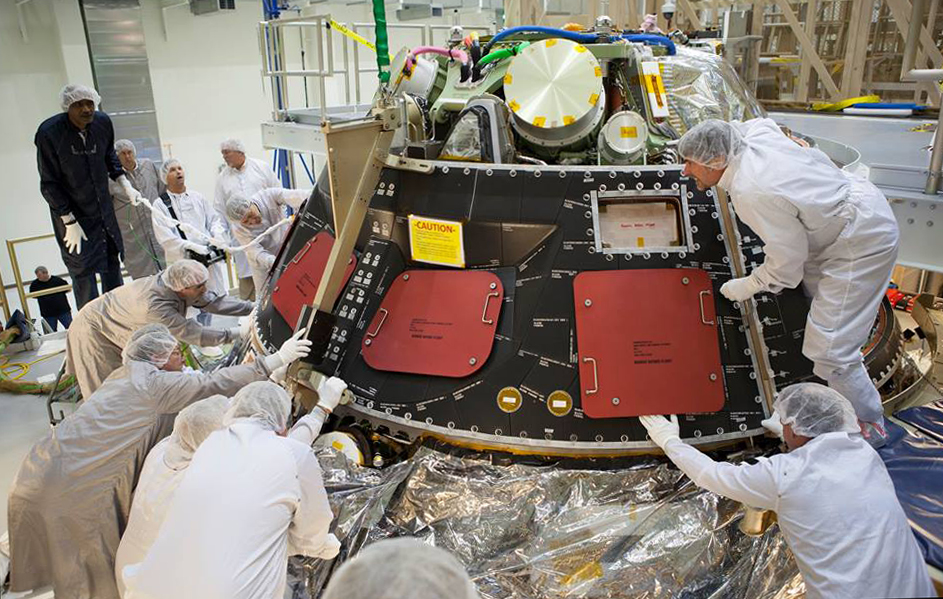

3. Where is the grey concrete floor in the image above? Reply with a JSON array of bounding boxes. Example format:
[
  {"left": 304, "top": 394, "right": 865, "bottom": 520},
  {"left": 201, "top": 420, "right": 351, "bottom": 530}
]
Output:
[{"left": 0, "top": 335, "right": 70, "bottom": 539}]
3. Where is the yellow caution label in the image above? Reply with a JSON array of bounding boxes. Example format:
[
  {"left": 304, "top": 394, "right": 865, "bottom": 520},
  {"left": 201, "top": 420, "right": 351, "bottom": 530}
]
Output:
[
  {"left": 594, "top": 66, "right": 602, "bottom": 77},
  {"left": 408, "top": 215, "right": 465, "bottom": 268},
  {"left": 509, "top": 100, "right": 520, "bottom": 112},
  {"left": 637, "top": 237, "right": 645, "bottom": 247},
  {"left": 504, "top": 73, "right": 513, "bottom": 85},
  {"left": 563, "top": 115, "right": 576, "bottom": 125},
  {"left": 588, "top": 93, "right": 599, "bottom": 106},
  {"left": 533, "top": 116, "right": 546, "bottom": 127},
  {"left": 574, "top": 44, "right": 587, "bottom": 53},
  {"left": 546, "top": 38, "right": 558, "bottom": 47},
  {"left": 332, "top": 440, "right": 345, "bottom": 451},
  {"left": 620, "top": 126, "right": 638, "bottom": 138}
]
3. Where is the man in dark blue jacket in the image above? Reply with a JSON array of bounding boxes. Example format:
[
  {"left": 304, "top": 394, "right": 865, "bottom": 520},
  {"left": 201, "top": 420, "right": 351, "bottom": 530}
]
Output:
[{"left": 35, "top": 84, "right": 145, "bottom": 309}]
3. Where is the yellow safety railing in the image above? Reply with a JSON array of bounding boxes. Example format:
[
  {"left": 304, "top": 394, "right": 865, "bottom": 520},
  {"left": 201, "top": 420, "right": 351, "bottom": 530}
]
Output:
[
  {"left": 0, "top": 265, "right": 11, "bottom": 322},
  {"left": 7, "top": 234, "right": 241, "bottom": 320},
  {"left": 6, "top": 234, "right": 72, "bottom": 322}
]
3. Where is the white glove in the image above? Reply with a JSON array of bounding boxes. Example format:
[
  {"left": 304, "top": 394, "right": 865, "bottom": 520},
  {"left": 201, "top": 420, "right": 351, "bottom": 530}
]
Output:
[
  {"left": 269, "top": 364, "right": 289, "bottom": 384},
  {"left": 118, "top": 174, "right": 144, "bottom": 206},
  {"left": 314, "top": 534, "right": 341, "bottom": 559},
  {"left": 316, "top": 376, "right": 347, "bottom": 413},
  {"left": 720, "top": 276, "right": 763, "bottom": 302},
  {"left": 238, "top": 308, "right": 256, "bottom": 339},
  {"left": 183, "top": 241, "right": 210, "bottom": 256},
  {"left": 639, "top": 414, "right": 681, "bottom": 449},
  {"left": 264, "top": 328, "right": 312, "bottom": 370},
  {"left": 225, "top": 327, "right": 242, "bottom": 344},
  {"left": 761, "top": 409, "right": 784, "bottom": 439},
  {"left": 61, "top": 215, "right": 87, "bottom": 254}
]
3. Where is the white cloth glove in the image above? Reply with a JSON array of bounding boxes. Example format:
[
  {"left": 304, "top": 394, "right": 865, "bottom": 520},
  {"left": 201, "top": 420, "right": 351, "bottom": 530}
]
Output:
[
  {"left": 314, "top": 534, "right": 341, "bottom": 559},
  {"left": 761, "top": 410, "right": 784, "bottom": 439},
  {"left": 720, "top": 276, "right": 763, "bottom": 302},
  {"left": 118, "top": 174, "right": 144, "bottom": 206},
  {"left": 225, "top": 327, "right": 242, "bottom": 344},
  {"left": 269, "top": 364, "right": 289, "bottom": 384},
  {"left": 316, "top": 376, "right": 347, "bottom": 413},
  {"left": 61, "top": 215, "right": 87, "bottom": 254},
  {"left": 182, "top": 241, "right": 210, "bottom": 255},
  {"left": 238, "top": 308, "right": 256, "bottom": 339},
  {"left": 264, "top": 328, "right": 312, "bottom": 370},
  {"left": 639, "top": 414, "right": 681, "bottom": 449}
]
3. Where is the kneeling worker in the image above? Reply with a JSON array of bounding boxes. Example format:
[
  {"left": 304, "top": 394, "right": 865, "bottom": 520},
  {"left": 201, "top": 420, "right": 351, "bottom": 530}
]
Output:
[
  {"left": 7, "top": 324, "right": 312, "bottom": 599},
  {"left": 123, "top": 381, "right": 341, "bottom": 599},
  {"left": 640, "top": 383, "right": 934, "bottom": 599},
  {"left": 65, "top": 259, "right": 251, "bottom": 398}
]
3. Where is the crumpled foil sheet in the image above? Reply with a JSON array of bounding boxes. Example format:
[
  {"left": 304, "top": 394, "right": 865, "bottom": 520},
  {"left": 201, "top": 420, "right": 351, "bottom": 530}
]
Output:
[
  {"left": 661, "top": 46, "right": 767, "bottom": 135},
  {"left": 287, "top": 446, "right": 806, "bottom": 599}
]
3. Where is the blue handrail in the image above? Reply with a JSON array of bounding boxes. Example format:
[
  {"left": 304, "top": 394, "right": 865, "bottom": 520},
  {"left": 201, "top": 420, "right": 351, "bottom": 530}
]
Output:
[{"left": 621, "top": 33, "right": 677, "bottom": 55}]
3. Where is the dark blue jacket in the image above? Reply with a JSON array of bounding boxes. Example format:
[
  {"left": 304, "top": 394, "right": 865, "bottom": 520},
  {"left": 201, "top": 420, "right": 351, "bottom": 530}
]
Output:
[{"left": 35, "top": 111, "right": 124, "bottom": 275}]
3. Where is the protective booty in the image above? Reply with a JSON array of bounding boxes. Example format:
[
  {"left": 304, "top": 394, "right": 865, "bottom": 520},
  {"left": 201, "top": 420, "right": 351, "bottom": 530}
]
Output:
[{"left": 825, "top": 362, "right": 885, "bottom": 426}]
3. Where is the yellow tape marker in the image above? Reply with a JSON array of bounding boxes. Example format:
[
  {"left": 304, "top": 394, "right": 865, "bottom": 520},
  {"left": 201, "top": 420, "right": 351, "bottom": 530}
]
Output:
[
  {"left": 637, "top": 237, "right": 645, "bottom": 247},
  {"left": 620, "top": 126, "right": 637, "bottom": 138},
  {"left": 574, "top": 44, "right": 587, "bottom": 53},
  {"left": 594, "top": 66, "right": 602, "bottom": 77},
  {"left": 533, "top": 116, "right": 547, "bottom": 128},
  {"left": 509, "top": 100, "right": 520, "bottom": 112},
  {"left": 546, "top": 38, "right": 558, "bottom": 47},
  {"left": 563, "top": 115, "right": 576, "bottom": 125},
  {"left": 504, "top": 73, "right": 513, "bottom": 85},
  {"left": 588, "top": 93, "right": 599, "bottom": 106}
]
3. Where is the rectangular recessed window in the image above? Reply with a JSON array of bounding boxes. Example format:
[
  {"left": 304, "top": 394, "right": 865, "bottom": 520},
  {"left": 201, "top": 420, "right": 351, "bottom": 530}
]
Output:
[{"left": 596, "top": 197, "right": 684, "bottom": 251}]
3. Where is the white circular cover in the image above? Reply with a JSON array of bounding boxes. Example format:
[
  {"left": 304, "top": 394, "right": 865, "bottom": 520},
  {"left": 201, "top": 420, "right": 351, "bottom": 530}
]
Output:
[
  {"left": 601, "top": 110, "right": 648, "bottom": 157},
  {"left": 505, "top": 38, "right": 604, "bottom": 131}
]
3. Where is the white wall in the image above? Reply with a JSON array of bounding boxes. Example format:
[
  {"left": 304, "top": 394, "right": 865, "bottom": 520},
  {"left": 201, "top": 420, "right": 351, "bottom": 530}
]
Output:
[
  {"left": 141, "top": 0, "right": 275, "bottom": 201},
  {"left": 0, "top": 0, "right": 496, "bottom": 318}
]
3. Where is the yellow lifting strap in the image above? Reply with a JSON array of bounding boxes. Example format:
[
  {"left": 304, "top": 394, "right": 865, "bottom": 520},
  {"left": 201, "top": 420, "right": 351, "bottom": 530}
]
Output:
[{"left": 812, "top": 95, "right": 881, "bottom": 112}]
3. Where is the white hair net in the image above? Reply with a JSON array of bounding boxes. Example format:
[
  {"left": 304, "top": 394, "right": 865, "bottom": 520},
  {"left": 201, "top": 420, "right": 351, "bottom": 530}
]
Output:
[
  {"left": 160, "top": 158, "right": 182, "bottom": 182},
  {"left": 60, "top": 83, "right": 101, "bottom": 111},
  {"left": 225, "top": 194, "right": 253, "bottom": 222},
  {"left": 114, "top": 139, "right": 136, "bottom": 154},
  {"left": 164, "top": 395, "right": 231, "bottom": 470},
  {"left": 322, "top": 538, "right": 479, "bottom": 599},
  {"left": 128, "top": 323, "right": 172, "bottom": 344},
  {"left": 220, "top": 138, "right": 246, "bottom": 154},
  {"left": 122, "top": 329, "right": 178, "bottom": 367},
  {"left": 773, "top": 382, "right": 861, "bottom": 438},
  {"left": 162, "top": 260, "right": 209, "bottom": 292},
  {"left": 678, "top": 119, "right": 745, "bottom": 169},
  {"left": 223, "top": 381, "right": 292, "bottom": 432}
]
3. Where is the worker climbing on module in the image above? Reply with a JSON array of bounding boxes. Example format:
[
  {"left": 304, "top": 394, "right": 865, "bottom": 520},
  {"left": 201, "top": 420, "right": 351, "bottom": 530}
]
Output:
[{"left": 678, "top": 118, "right": 900, "bottom": 446}]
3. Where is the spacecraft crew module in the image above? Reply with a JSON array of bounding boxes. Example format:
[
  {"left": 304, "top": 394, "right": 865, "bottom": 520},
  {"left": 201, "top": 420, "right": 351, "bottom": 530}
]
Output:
[{"left": 244, "top": 20, "right": 903, "bottom": 458}]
